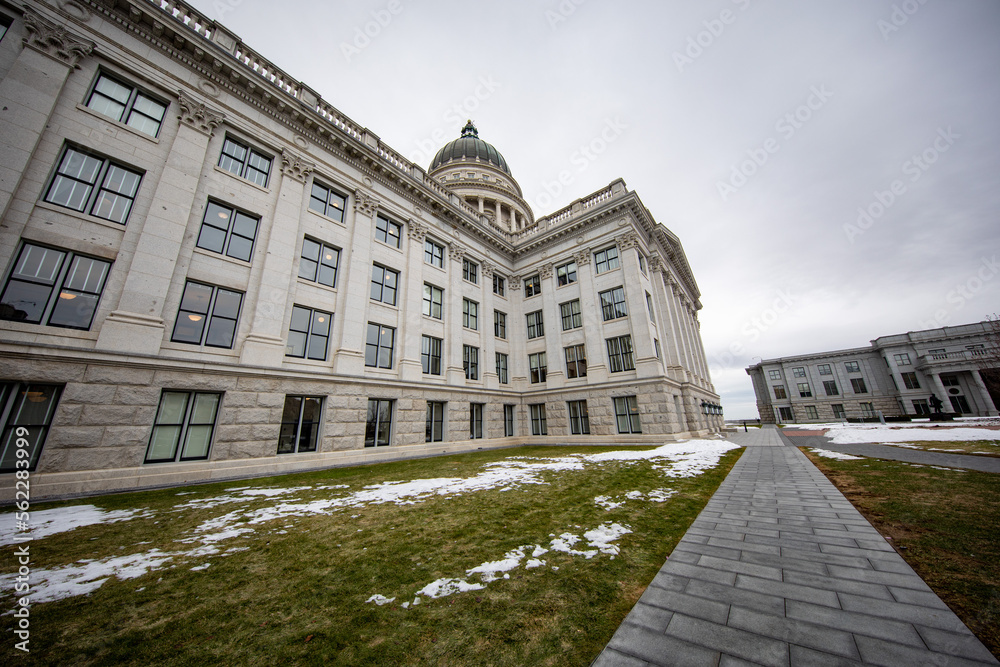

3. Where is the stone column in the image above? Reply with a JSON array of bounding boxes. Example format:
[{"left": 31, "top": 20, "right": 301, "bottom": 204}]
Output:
[
  {"left": 481, "top": 261, "right": 498, "bottom": 389},
  {"left": 971, "top": 371, "right": 999, "bottom": 415},
  {"left": 667, "top": 280, "right": 695, "bottom": 382},
  {"left": 538, "top": 262, "right": 564, "bottom": 388},
  {"left": 617, "top": 233, "right": 657, "bottom": 377},
  {"left": 239, "top": 149, "right": 314, "bottom": 366},
  {"left": 445, "top": 242, "right": 467, "bottom": 384},
  {"left": 507, "top": 274, "right": 528, "bottom": 388},
  {"left": 397, "top": 221, "right": 428, "bottom": 382},
  {"left": 928, "top": 373, "right": 950, "bottom": 411},
  {"left": 332, "top": 190, "right": 379, "bottom": 375},
  {"left": 96, "top": 92, "right": 225, "bottom": 355},
  {"left": 574, "top": 248, "right": 608, "bottom": 382},
  {"left": 0, "top": 9, "right": 93, "bottom": 225},
  {"left": 652, "top": 265, "right": 684, "bottom": 378}
]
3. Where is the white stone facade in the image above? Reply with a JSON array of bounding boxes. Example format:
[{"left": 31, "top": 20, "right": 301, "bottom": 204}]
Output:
[
  {"left": 0, "top": 0, "right": 721, "bottom": 500},
  {"left": 747, "top": 321, "right": 1000, "bottom": 423}
]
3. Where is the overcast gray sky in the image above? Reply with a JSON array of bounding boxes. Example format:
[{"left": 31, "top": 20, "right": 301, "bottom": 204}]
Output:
[{"left": 186, "top": 0, "right": 1000, "bottom": 419}]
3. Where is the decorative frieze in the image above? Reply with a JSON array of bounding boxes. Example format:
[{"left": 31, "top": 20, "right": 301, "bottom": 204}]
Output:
[
  {"left": 540, "top": 263, "right": 553, "bottom": 280},
  {"left": 279, "top": 148, "right": 314, "bottom": 182},
  {"left": 481, "top": 261, "right": 495, "bottom": 279},
  {"left": 407, "top": 220, "right": 427, "bottom": 241},
  {"left": 616, "top": 231, "right": 639, "bottom": 251},
  {"left": 508, "top": 274, "right": 521, "bottom": 290},
  {"left": 574, "top": 248, "right": 591, "bottom": 266},
  {"left": 447, "top": 242, "right": 466, "bottom": 263},
  {"left": 22, "top": 9, "right": 94, "bottom": 68},
  {"left": 176, "top": 91, "right": 224, "bottom": 135},
  {"left": 353, "top": 189, "right": 380, "bottom": 218}
]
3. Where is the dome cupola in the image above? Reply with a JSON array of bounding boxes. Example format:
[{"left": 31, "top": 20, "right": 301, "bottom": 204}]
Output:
[{"left": 430, "top": 120, "right": 511, "bottom": 175}]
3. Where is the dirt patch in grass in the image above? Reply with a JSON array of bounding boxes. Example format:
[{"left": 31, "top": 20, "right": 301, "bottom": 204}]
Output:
[
  {"left": 802, "top": 449, "right": 1000, "bottom": 659},
  {"left": 1, "top": 444, "right": 741, "bottom": 666}
]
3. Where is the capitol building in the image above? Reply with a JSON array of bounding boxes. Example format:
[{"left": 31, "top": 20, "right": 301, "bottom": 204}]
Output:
[{"left": 0, "top": 0, "right": 721, "bottom": 499}]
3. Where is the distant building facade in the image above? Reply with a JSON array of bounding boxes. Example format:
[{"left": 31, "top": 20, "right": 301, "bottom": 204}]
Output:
[
  {"left": 747, "top": 321, "right": 1000, "bottom": 423},
  {"left": 0, "top": 0, "right": 721, "bottom": 499}
]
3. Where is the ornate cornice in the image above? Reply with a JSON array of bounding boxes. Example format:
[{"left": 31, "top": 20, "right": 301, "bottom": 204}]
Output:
[
  {"left": 508, "top": 274, "right": 521, "bottom": 290},
  {"left": 447, "top": 242, "right": 466, "bottom": 262},
  {"left": 353, "top": 189, "right": 380, "bottom": 218},
  {"left": 616, "top": 231, "right": 639, "bottom": 251},
  {"left": 280, "top": 148, "right": 314, "bottom": 183},
  {"left": 22, "top": 8, "right": 94, "bottom": 68},
  {"left": 574, "top": 248, "right": 592, "bottom": 266},
  {"left": 176, "top": 91, "right": 224, "bottom": 135},
  {"left": 539, "top": 263, "right": 553, "bottom": 280},
  {"left": 407, "top": 220, "right": 427, "bottom": 242},
  {"left": 481, "top": 261, "right": 495, "bottom": 279}
]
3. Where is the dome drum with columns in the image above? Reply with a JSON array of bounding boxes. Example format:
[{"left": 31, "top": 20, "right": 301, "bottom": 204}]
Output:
[{"left": 429, "top": 121, "right": 535, "bottom": 232}]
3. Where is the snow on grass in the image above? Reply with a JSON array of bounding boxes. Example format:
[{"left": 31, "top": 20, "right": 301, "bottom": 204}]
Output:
[
  {"left": 366, "top": 594, "right": 395, "bottom": 606},
  {"left": 594, "top": 489, "right": 676, "bottom": 511},
  {"left": 826, "top": 425, "right": 999, "bottom": 444},
  {"left": 809, "top": 448, "right": 864, "bottom": 461},
  {"left": 0, "top": 505, "right": 153, "bottom": 546}
]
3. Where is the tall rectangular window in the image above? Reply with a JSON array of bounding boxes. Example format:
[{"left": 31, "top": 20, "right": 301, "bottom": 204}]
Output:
[
  {"left": 145, "top": 390, "right": 221, "bottom": 463},
  {"left": 606, "top": 335, "right": 635, "bottom": 373},
  {"left": 496, "top": 352, "right": 509, "bottom": 384},
  {"left": 493, "top": 273, "right": 505, "bottom": 296},
  {"left": 426, "top": 401, "right": 444, "bottom": 442},
  {"left": 365, "top": 323, "right": 395, "bottom": 369},
  {"left": 365, "top": 399, "right": 393, "bottom": 447},
  {"left": 298, "top": 238, "right": 340, "bottom": 288},
  {"left": 646, "top": 292, "right": 655, "bottom": 321},
  {"left": 504, "top": 404, "right": 515, "bottom": 437},
  {"left": 912, "top": 399, "right": 929, "bottom": 416},
  {"left": 565, "top": 344, "right": 587, "bottom": 379},
  {"left": 823, "top": 380, "right": 839, "bottom": 396},
  {"left": 463, "top": 299, "right": 479, "bottom": 330},
  {"left": 832, "top": 404, "right": 846, "bottom": 419},
  {"left": 463, "top": 258, "right": 478, "bottom": 283},
  {"left": 218, "top": 137, "right": 271, "bottom": 187},
  {"left": 804, "top": 406, "right": 819, "bottom": 419},
  {"left": 594, "top": 246, "right": 619, "bottom": 274},
  {"left": 560, "top": 300, "right": 582, "bottom": 330},
  {"left": 470, "top": 403, "right": 484, "bottom": 439},
  {"left": 286, "top": 305, "right": 331, "bottom": 360},
  {"left": 529, "top": 352, "right": 547, "bottom": 383},
  {"left": 526, "top": 310, "right": 544, "bottom": 339},
  {"left": 567, "top": 400, "right": 590, "bottom": 435},
  {"left": 370, "top": 264, "right": 399, "bottom": 305},
  {"left": 638, "top": 253, "right": 647, "bottom": 275},
  {"left": 276, "top": 396, "right": 322, "bottom": 454},
  {"left": 599, "top": 287, "right": 628, "bottom": 321},
  {"left": 308, "top": 181, "right": 346, "bottom": 222},
  {"left": 196, "top": 200, "right": 259, "bottom": 262},
  {"left": 530, "top": 404, "right": 547, "bottom": 435},
  {"left": 171, "top": 281, "right": 243, "bottom": 348},
  {"left": 859, "top": 402, "right": 876, "bottom": 418},
  {"left": 0, "top": 384, "right": 62, "bottom": 472},
  {"left": 654, "top": 339, "right": 662, "bottom": 360},
  {"left": 797, "top": 383, "right": 812, "bottom": 398},
  {"left": 614, "top": 396, "right": 642, "bottom": 434},
  {"left": 773, "top": 385, "right": 787, "bottom": 399},
  {"left": 817, "top": 364, "right": 832, "bottom": 376},
  {"left": 901, "top": 372, "right": 920, "bottom": 389},
  {"left": 556, "top": 261, "right": 577, "bottom": 286},
  {"left": 494, "top": 310, "right": 507, "bottom": 339},
  {"left": 893, "top": 353, "right": 912, "bottom": 366},
  {"left": 792, "top": 367, "right": 806, "bottom": 378},
  {"left": 375, "top": 214, "right": 402, "bottom": 248},
  {"left": 424, "top": 239, "right": 444, "bottom": 268},
  {"left": 851, "top": 378, "right": 868, "bottom": 393},
  {"left": 1, "top": 243, "right": 111, "bottom": 330},
  {"left": 423, "top": 284, "right": 443, "bottom": 319},
  {"left": 86, "top": 73, "right": 167, "bottom": 137},
  {"left": 463, "top": 345, "right": 479, "bottom": 380},
  {"left": 45, "top": 145, "right": 142, "bottom": 224},
  {"left": 768, "top": 370, "right": 782, "bottom": 380},
  {"left": 524, "top": 274, "right": 541, "bottom": 297},
  {"left": 421, "top": 335, "right": 442, "bottom": 375},
  {"left": 845, "top": 361, "right": 861, "bottom": 373}
]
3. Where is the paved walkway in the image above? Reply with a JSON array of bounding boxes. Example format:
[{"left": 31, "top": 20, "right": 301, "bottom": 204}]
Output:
[{"left": 593, "top": 426, "right": 998, "bottom": 666}]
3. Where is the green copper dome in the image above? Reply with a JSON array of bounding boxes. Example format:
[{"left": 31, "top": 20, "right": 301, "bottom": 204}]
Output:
[{"left": 429, "top": 121, "right": 511, "bottom": 175}]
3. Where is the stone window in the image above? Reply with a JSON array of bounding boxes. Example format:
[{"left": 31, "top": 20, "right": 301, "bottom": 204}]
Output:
[
  {"left": 901, "top": 372, "right": 920, "bottom": 389},
  {"left": 600, "top": 287, "right": 628, "bottom": 321},
  {"left": 0, "top": 383, "right": 61, "bottom": 473},
  {"left": 526, "top": 310, "right": 544, "bottom": 339},
  {"left": 276, "top": 395, "right": 322, "bottom": 454},
  {"left": 197, "top": 200, "right": 259, "bottom": 262},
  {"left": 145, "top": 390, "right": 221, "bottom": 463},
  {"left": 529, "top": 352, "right": 547, "bottom": 384},
  {"left": 646, "top": 292, "right": 655, "bottom": 321},
  {"left": 494, "top": 310, "right": 507, "bottom": 339},
  {"left": 606, "top": 335, "right": 635, "bottom": 373},
  {"left": 859, "top": 402, "right": 876, "bottom": 418},
  {"left": 524, "top": 274, "right": 541, "bottom": 298},
  {"left": 804, "top": 406, "right": 819, "bottom": 419},
  {"left": 845, "top": 361, "right": 861, "bottom": 373},
  {"left": 560, "top": 300, "right": 582, "bottom": 331},
  {"left": 470, "top": 403, "right": 484, "bottom": 439},
  {"left": 0, "top": 243, "right": 111, "bottom": 330},
  {"left": 375, "top": 214, "right": 402, "bottom": 249},
  {"left": 912, "top": 399, "right": 930, "bottom": 415},
  {"left": 286, "top": 305, "right": 331, "bottom": 360},
  {"left": 638, "top": 252, "right": 647, "bottom": 276},
  {"left": 504, "top": 405, "right": 515, "bottom": 437},
  {"left": 45, "top": 145, "right": 142, "bottom": 224},
  {"left": 463, "top": 345, "right": 479, "bottom": 380},
  {"left": 308, "top": 181, "right": 347, "bottom": 222},
  {"left": 568, "top": 400, "right": 591, "bottom": 435},
  {"left": 823, "top": 381, "right": 839, "bottom": 396},
  {"left": 424, "top": 239, "right": 445, "bottom": 268},
  {"left": 614, "top": 396, "right": 642, "bottom": 434},
  {"left": 298, "top": 238, "right": 340, "bottom": 288},
  {"left": 365, "top": 399, "right": 393, "bottom": 447},
  {"left": 797, "top": 383, "right": 812, "bottom": 397},
  {"left": 792, "top": 367, "right": 806, "bottom": 378},
  {"left": 594, "top": 246, "right": 620, "bottom": 274},
  {"left": 218, "top": 136, "right": 271, "bottom": 187},
  {"left": 421, "top": 335, "right": 442, "bottom": 375},
  {"left": 86, "top": 72, "right": 167, "bottom": 137},
  {"left": 768, "top": 370, "right": 782, "bottom": 380},
  {"left": 364, "top": 323, "right": 395, "bottom": 369},
  {"left": 831, "top": 404, "right": 846, "bottom": 419},
  {"left": 565, "top": 344, "right": 587, "bottom": 379},
  {"left": 370, "top": 264, "right": 399, "bottom": 305},
  {"left": 496, "top": 352, "right": 509, "bottom": 384},
  {"left": 493, "top": 273, "right": 505, "bottom": 296},
  {"left": 463, "top": 299, "right": 479, "bottom": 330},
  {"left": 654, "top": 339, "right": 662, "bottom": 360},
  {"left": 778, "top": 407, "right": 794, "bottom": 422},
  {"left": 530, "top": 403, "right": 548, "bottom": 435},
  {"left": 851, "top": 378, "right": 868, "bottom": 394},
  {"left": 556, "top": 261, "right": 577, "bottom": 286},
  {"left": 0, "top": 16, "right": 10, "bottom": 43},
  {"left": 423, "top": 283, "right": 443, "bottom": 319},
  {"left": 773, "top": 385, "right": 787, "bottom": 400},
  {"left": 893, "top": 353, "right": 911, "bottom": 366},
  {"left": 817, "top": 364, "right": 832, "bottom": 375},
  {"left": 462, "top": 258, "right": 478, "bottom": 283},
  {"left": 426, "top": 402, "right": 444, "bottom": 442},
  {"left": 171, "top": 281, "right": 243, "bottom": 348}
]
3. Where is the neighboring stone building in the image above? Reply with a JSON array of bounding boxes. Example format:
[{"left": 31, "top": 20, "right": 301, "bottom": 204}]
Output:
[
  {"left": 0, "top": 0, "right": 721, "bottom": 500},
  {"left": 746, "top": 321, "right": 1000, "bottom": 423}
]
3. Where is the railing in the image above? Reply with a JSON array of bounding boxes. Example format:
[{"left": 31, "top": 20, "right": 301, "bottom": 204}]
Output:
[
  {"left": 921, "top": 350, "right": 986, "bottom": 363},
  {"left": 151, "top": 0, "right": 212, "bottom": 39}
]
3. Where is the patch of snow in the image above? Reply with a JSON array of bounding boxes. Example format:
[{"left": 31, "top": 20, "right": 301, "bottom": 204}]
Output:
[
  {"left": 417, "top": 578, "right": 485, "bottom": 598},
  {"left": 190, "top": 563, "right": 211, "bottom": 571},
  {"left": 525, "top": 559, "right": 546, "bottom": 569},
  {"left": 366, "top": 594, "right": 395, "bottom": 606},
  {"left": 809, "top": 448, "right": 864, "bottom": 461},
  {"left": 0, "top": 505, "right": 152, "bottom": 546},
  {"left": 594, "top": 495, "right": 624, "bottom": 511},
  {"left": 827, "top": 425, "right": 1000, "bottom": 444}
]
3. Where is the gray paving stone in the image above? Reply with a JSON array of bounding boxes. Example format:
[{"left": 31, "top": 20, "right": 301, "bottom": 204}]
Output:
[
  {"left": 683, "top": 579, "right": 787, "bottom": 617},
  {"left": 854, "top": 634, "right": 998, "bottom": 666},
  {"left": 674, "top": 541, "right": 744, "bottom": 561},
  {"left": 916, "top": 625, "right": 1000, "bottom": 663},
  {"left": 666, "top": 562, "right": 738, "bottom": 586},
  {"left": 783, "top": 599, "right": 925, "bottom": 647},
  {"left": 838, "top": 593, "right": 973, "bottom": 634},
  {"left": 825, "top": 563, "right": 934, "bottom": 592},
  {"left": 648, "top": 572, "right": 690, "bottom": 593},
  {"left": 639, "top": 587, "right": 730, "bottom": 625},
  {"left": 726, "top": 606, "right": 860, "bottom": 660},
  {"left": 621, "top": 601, "right": 675, "bottom": 633},
  {"left": 665, "top": 613, "right": 789, "bottom": 667},
  {"left": 605, "top": 622, "right": 722, "bottom": 667},
  {"left": 707, "top": 536, "right": 781, "bottom": 556},
  {"left": 591, "top": 647, "right": 652, "bottom": 667},
  {"left": 735, "top": 573, "right": 841, "bottom": 608},
  {"left": 738, "top": 550, "right": 830, "bottom": 577},
  {"left": 787, "top": 644, "right": 865, "bottom": 666},
  {"left": 780, "top": 569, "right": 896, "bottom": 601},
  {"left": 778, "top": 545, "right": 872, "bottom": 569},
  {"left": 888, "top": 586, "right": 950, "bottom": 609},
  {"left": 697, "top": 554, "right": 783, "bottom": 581}
]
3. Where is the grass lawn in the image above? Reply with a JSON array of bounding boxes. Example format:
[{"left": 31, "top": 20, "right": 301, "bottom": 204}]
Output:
[
  {"left": 802, "top": 448, "right": 1000, "bottom": 659},
  {"left": 883, "top": 439, "right": 1000, "bottom": 458},
  {"left": 2, "top": 443, "right": 741, "bottom": 666}
]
